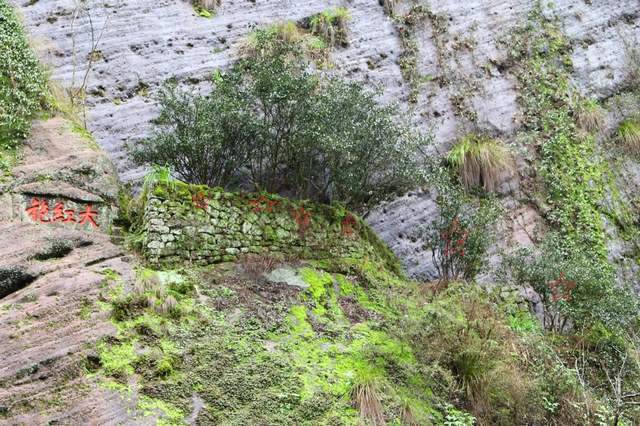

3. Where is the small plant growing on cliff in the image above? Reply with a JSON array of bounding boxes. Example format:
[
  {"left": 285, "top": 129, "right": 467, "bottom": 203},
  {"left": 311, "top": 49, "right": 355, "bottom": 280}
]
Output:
[
  {"left": 576, "top": 99, "right": 604, "bottom": 133},
  {"left": 191, "top": 0, "right": 220, "bottom": 17},
  {"left": 308, "top": 7, "right": 350, "bottom": 48},
  {"left": 419, "top": 163, "right": 500, "bottom": 283},
  {"left": 447, "top": 134, "right": 513, "bottom": 193},
  {"left": 242, "top": 22, "right": 328, "bottom": 64},
  {"left": 617, "top": 118, "right": 640, "bottom": 155},
  {"left": 380, "top": 0, "right": 397, "bottom": 16},
  {"left": 351, "top": 376, "right": 386, "bottom": 426}
]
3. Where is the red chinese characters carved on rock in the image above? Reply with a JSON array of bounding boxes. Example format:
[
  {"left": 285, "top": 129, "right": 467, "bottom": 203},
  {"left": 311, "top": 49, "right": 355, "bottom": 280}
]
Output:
[{"left": 25, "top": 198, "right": 99, "bottom": 228}]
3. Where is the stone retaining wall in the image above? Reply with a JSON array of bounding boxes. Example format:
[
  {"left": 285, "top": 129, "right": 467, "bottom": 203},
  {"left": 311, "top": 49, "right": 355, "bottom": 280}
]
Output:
[{"left": 141, "top": 181, "right": 398, "bottom": 270}]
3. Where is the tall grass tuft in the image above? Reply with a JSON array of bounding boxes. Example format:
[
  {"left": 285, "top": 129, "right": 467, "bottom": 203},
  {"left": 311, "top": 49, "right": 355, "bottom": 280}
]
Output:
[
  {"left": 309, "top": 7, "right": 350, "bottom": 48},
  {"left": 447, "top": 134, "right": 513, "bottom": 192},
  {"left": 618, "top": 118, "right": 640, "bottom": 155},
  {"left": 576, "top": 99, "right": 604, "bottom": 133},
  {"left": 351, "top": 377, "right": 386, "bottom": 425}
]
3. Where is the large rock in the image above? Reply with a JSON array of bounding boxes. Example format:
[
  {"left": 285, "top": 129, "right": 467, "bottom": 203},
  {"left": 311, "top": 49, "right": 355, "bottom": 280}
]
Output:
[{"left": 0, "top": 117, "right": 147, "bottom": 423}]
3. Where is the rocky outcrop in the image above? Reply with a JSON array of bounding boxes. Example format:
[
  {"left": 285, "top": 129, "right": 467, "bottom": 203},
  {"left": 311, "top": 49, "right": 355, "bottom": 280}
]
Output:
[
  {"left": 10, "top": 0, "right": 640, "bottom": 279},
  {"left": 0, "top": 117, "right": 146, "bottom": 424}
]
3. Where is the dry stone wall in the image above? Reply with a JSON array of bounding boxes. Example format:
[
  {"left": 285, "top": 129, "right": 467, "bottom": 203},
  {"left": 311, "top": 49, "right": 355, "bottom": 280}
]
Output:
[{"left": 142, "top": 182, "right": 399, "bottom": 270}]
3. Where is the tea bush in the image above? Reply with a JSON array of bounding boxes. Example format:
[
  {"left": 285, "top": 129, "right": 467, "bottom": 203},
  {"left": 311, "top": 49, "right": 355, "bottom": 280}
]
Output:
[
  {"left": 131, "top": 35, "right": 426, "bottom": 210},
  {"left": 0, "top": 0, "right": 48, "bottom": 148}
]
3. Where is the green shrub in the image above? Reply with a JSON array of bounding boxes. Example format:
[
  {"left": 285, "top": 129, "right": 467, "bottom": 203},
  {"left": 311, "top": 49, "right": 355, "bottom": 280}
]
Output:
[
  {"left": 403, "top": 285, "right": 547, "bottom": 424},
  {"left": 132, "top": 38, "right": 426, "bottom": 210},
  {"left": 419, "top": 162, "right": 500, "bottom": 282},
  {"left": 501, "top": 233, "right": 637, "bottom": 333},
  {"left": 447, "top": 134, "right": 513, "bottom": 192},
  {"left": 0, "top": 0, "right": 48, "bottom": 148},
  {"left": 617, "top": 118, "right": 640, "bottom": 156},
  {"left": 130, "top": 82, "right": 252, "bottom": 188}
]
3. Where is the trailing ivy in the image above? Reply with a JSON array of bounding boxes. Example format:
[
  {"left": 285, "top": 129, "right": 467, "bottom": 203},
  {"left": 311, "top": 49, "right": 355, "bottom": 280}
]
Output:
[
  {"left": 503, "top": 4, "right": 640, "bottom": 335},
  {"left": 0, "top": 0, "right": 48, "bottom": 148}
]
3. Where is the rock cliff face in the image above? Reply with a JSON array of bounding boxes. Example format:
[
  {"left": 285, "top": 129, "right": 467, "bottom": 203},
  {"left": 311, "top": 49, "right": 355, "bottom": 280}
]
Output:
[
  {"left": 0, "top": 118, "right": 145, "bottom": 424},
  {"left": 11, "top": 0, "right": 640, "bottom": 279}
]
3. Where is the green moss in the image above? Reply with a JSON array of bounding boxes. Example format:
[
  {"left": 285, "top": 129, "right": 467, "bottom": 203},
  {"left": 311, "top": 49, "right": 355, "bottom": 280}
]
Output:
[
  {"left": 139, "top": 396, "right": 185, "bottom": 424},
  {"left": 97, "top": 341, "right": 138, "bottom": 377}
]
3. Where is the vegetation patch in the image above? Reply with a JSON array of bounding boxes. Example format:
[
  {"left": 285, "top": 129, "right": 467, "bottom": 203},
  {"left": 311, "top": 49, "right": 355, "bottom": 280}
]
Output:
[
  {"left": 190, "top": 0, "right": 220, "bottom": 17},
  {"left": 306, "top": 7, "right": 350, "bottom": 48},
  {"left": 506, "top": 4, "right": 609, "bottom": 257},
  {"left": 132, "top": 39, "right": 426, "bottom": 210},
  {"left": 447, "top": 134, "right": 513, "bottom": 193},
  {"left": 617, "top": 117, "right": 640, "bottom": 156},
  {"left": 0, "top": 0, "right": 49, "bottom": 149}
]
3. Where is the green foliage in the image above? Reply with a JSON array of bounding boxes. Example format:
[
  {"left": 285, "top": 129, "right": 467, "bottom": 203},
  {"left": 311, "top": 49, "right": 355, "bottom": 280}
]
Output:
[
  {"left": 506, "top": 4, "right": 608, "bottom": 258},
  {"left": 308, "top": 7, "right": 350, "bottom": 48},
  {"left": 617, "top": 118, "right": 640, "bottom": 156},
  {"left": 191, "top": 0, "right": 219, "bottom": 17},
  {"left": 133, "top": 41, "right": 427, "bottom": 210},
  {"left": 419, "top": 162, "right": 501, "bottom": 282},
  {"left": 242, "top": 21, "right": 329, "bottom": 64},
  {"left": 502, "top": 233, "right": 637, "bottom": 333},
  {"left": 395, "top": 4, "right": 434, "bottom": 103},
  {"left": 130, "top": 81, "right": 252, "bottom": 188},
  {"left": 447, "top": 134, "right": 513, "bottom": 192},
  {"left": 400, "top": 283, "right": 577, "bottom": 424},
  {"left": 97, "top": 341, "right": 138, "bottom": 377},
  {"left": 0, "top": 0, "right": 48, "bottom": 148},
  {"left": 443, "top": 404, "right": 476, "bottom": 426},
  {"left": 93, "top": 261, "right": 445, "bottom": 424}
]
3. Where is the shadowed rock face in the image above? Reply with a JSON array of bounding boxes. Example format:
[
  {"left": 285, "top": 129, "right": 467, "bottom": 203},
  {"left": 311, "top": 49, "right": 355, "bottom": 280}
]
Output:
[{"left": 11, "top": 0, "right": 640, "bottom": 279}]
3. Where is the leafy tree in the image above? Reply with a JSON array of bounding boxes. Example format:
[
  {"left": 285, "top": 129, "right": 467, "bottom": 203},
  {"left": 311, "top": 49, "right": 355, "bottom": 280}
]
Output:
[
  {"left": 131, "top": 34, "right": 426, "bottom": 209},
  {"left": 130, "top": 80, "right": 253, "bottom": 188}
]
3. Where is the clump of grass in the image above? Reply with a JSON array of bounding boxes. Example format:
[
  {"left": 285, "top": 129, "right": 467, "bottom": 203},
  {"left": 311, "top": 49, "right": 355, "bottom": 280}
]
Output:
[
  {"left": 242, "top": 21, "right": 304, "bottom": 57},
  {"left": 241, "top": 21, "right": 329, "bottom": 65},
  {"left": 240, "top": 254, "right": 280, "bottom": 280},
  {"left": 380, "top": 0, "right": 397, "bottom": 16},
  {"left": 191, "top": 0, "right": 220, "bottom": 17},
  {"left": 351, "top": 377, "right": 386, "bottom": 425},
  {"left": 617, "top": 118, "right": 640, "bottom": 155},
  {"left": 157, "top": 295, "right": 178, "bottom": 316},
  {"left": 576, "top": 99, "right": 604, "bottom": 133},
  {"left": 447, "top": 134, "right": 513, "bottom": 192},
  {"left": 309, "top": 7, "right": 350, "bottom": 48}
]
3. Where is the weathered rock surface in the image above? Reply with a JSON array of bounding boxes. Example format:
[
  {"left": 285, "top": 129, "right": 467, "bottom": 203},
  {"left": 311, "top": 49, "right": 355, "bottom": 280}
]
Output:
[
  {"left": 10, "top": 0, "right": 640, "bottom": 279},
  {"left": 0, "top": 117, "right": 146, "bottom": 424}
]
